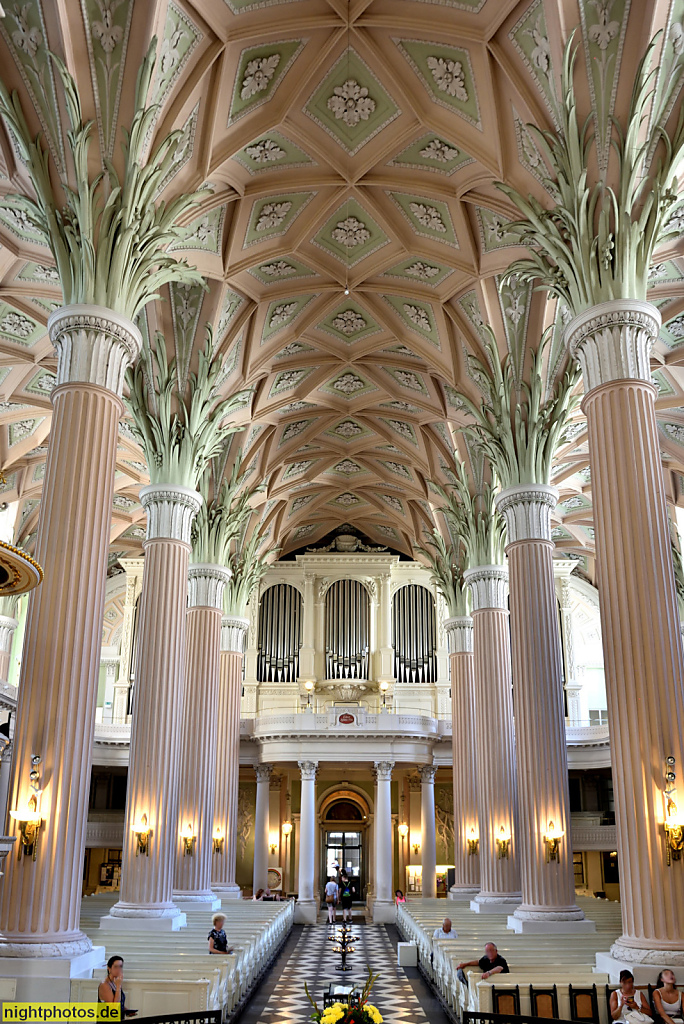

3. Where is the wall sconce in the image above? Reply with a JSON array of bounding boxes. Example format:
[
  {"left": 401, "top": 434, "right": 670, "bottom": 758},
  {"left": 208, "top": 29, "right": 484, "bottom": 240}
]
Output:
[
  {"left": 281, "top": 820, "right": 293, "bottom": 838},
  {"left": 304, "top": 680, "right": 314, "bottom": 708},
  {"left": 9, "top": 755, "right": 43, "bottom": 861},
  {"left": 269, "top": 832, "right": 279, "bottom": 855},
  {"left": 398, "top": 822, "right": 409, "bottom": 839},
  {"left": 181, "top": 822, "right": 196, "bottom": 856},
  {"left": 412, "top": 837, "right": 421, "bottom": 855},
  {"left": 131, "top": 813, "right": 151, "bottom": 857},
  {"left": 379, "top": 681, "right": 389, "bottom": 708},
  {"left": 664, "top": 756, "right": 684, "bottom": 865},
  {"left": 467, "top": 828, "right": 479, "bottom": 856},
  {"left": 495, "top": 826, "right": 511, "bottom": 859},
  {"left": 543, "top": 821, "right": 565, "bottom": 862},
  {"left": 212, "top": 826, "right": 224, "bottom": 855}
]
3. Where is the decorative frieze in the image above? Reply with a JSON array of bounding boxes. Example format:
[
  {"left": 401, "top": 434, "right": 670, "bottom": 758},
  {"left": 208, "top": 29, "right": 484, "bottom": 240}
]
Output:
[
  {"left": 221, "top": 616, "right": 249, "bottom": 653},
  {"left": 463, "top": 565, "right": 508, "bottom": 611},
  {"left": 495, "top": 484, "right": 559, "bottom": 543},
  {"left": 187, "top": 563, "right": 231, "bottom": 610},
  {"left": 140, "top": 484, "right": 203, "bottom": 544},
  {"left": 564, "top": 299, "right": 660, "bottom": 392},
  {"left": 444, "top": 615, "right": 473, "bottom": 654},
  {"left": 48, "top": 304, "right": 143, "bottom": 397}
]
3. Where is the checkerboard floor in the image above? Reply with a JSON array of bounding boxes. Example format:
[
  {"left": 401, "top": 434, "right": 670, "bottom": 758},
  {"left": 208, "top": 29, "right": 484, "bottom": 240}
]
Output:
[{"left": 241, "top": 911, "right": 434, "bottom": 1024}]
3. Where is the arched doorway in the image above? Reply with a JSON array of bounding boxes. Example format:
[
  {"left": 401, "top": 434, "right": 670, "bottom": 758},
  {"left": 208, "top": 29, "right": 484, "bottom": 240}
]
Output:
[{"left": 319, "top": 790, "right": 370, "bottom": 901}]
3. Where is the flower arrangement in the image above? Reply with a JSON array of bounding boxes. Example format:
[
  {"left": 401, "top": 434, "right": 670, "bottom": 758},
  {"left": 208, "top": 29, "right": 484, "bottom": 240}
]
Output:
[{"left": 305, "top": 967, "right": 383, "bottom": 1024}]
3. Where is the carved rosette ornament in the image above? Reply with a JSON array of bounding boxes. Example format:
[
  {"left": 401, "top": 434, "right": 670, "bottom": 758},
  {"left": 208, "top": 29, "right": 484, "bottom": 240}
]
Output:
[
  {"left": 463, "top": 565, "right": 508, "bottom": 611},
  {"left": 298, "top": 760, "right": 318, "bottom": 781},
  {"left": 495, "top": 485, "right": 559, "bottom": 544},
  {"left": 419, "top": 764, "right": 437, "bottom": 784},
  {"left": 564, "top": 299, "right": 661, "bottom": 392},
  {"left": 221, "top": 616, "right": 249, "bottom": 654},
  {"left": 140, "top": 485, "right": 203, "bottom": 544},
  {"left": 187, "top": 564, "right": 231, "bottom": 610},
  {"left": 444, "top": 616, "right": 473, "bottom": 654},
  {"left": 48, "top": 304, "right": 143, "bottom": 396}
]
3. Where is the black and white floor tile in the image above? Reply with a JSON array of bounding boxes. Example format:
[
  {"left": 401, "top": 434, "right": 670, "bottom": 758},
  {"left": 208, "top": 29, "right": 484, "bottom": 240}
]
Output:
[{"left": 244, "top": 912, "right": 430, "bottom": 1024}]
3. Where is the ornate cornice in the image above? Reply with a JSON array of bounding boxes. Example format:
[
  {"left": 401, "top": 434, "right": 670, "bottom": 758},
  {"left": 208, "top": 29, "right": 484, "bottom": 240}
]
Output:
[
  {"left": 564, "top": 299, "right": 660, "bottom": 393},
  {"left": 188, "top": 563, "right": 231, "bottom": 610},
  {"left": 298, "top": 759, "right": 318, "bottom": 781},
  {"left": 463, "top": 564, "right": 508, "bottom": 611},
  {"left": 444, "top": 616, "right": 473, "bottom": 654},
  {"left": 48, "top": 304, "right": 142, "bottom": 397},
  {"left": 221, "top": 615, "right": 249, "bottom": 653},
  {"left": 140, "top": 484, "right": 203, "bottom": 544},
  {"left": 495, "top": 484, "right": 559, "bottom": 543}
]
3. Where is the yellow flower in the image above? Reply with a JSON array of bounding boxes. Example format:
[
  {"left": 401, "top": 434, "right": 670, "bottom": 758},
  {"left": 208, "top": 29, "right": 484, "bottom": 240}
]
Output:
[
  {"left": 321, "top": 1006, "right": 347, "bottom": 1024},
  {"left": 365, "top": 1006, "right": 383, "bottom": 1023}
]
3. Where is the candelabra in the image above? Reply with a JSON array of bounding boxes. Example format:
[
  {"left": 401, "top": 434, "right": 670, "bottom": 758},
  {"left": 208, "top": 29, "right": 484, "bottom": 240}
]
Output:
[{"left": 329, "top": 921, "right": 355, "bottom": 972}]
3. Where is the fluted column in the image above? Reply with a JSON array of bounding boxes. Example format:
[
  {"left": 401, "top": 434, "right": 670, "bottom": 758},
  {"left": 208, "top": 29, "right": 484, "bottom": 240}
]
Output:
[
  {"left": 173, "top": 564, "right": 230, "bottom": 907},
  {"left": 496, "top": 485, "right": 590, "bottom": 933},
  {"left": 298, "top": 574, "right": 316, "bottom": 681},
  {"left": 0, "top": 616, "right": 18, "bottom": 685},
  {"left": 295, "top": 760, "right": 318, "bottom": 924},
  {"left": 446, "top": 617, "right": 480, "bottom": 895},
  {"left": 112, "top": 558, "right": 145, "bottom": 724},
  {"left": 565, "top": 299, "right": 684, "bottom": 964},
  {"left": 253, "top": 764, "right": 272, "bottom": 895},
  {"left": 464, "top": 565, "right": 521, "bottom": 913},
  {"left": 212, "top": 616, "right": 248, "bottom": 897},
  {"left": 377, "top": 574, "right": 394, "bottom": 683},
  {"left": 420, "top": 765, "right": 437, "bottom": 899},
  {"left": 373, "top": 760, "right": 395, "bottom": 922},
  {"left": 0, "top": 740, "right": 12, "bottom": 834},
  {"left": 108, "top": 484, "right": 202, "bottom": 929},
  {"left": 0, "top": 305, "right": 141, "bottom": 957}
]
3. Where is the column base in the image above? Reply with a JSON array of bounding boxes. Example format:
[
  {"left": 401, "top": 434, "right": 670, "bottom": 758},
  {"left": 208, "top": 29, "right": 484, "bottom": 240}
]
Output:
[
  {"left": 173, "top": 894, "right": 222, "bottom": 910},
  {"left": 507, "top": 914, "right": 596, "bottom": 934},
  {"left": 0, "top": 946, "right": 105, "bottom": 1001},
  {"left": 449, "top": 886, "right": 479, "bottom": 898},
  {"left": 597, "top": 950, "right": 684, "bottom": 985},
  {"left": 470, "top": 895, "right": 521, "bottom": 914},
  {"left": 294, "top": 900, "right": 318, "bottom": 925},
  {"left": 372, "top": 900, "right": 396, "bottom": 924},
  {"left": 213, "top": 885, "right": 242, "bottom": 900},
  {"left": 100, "top": 913, "right": 187, "bottom": 931}
]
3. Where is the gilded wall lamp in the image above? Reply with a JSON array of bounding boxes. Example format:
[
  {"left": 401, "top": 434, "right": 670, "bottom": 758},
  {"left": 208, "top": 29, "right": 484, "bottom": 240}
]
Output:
[
  {"left": 181, "top": 822, "right": 196, "bottom": 856},
  {"left": 543, "top": 821, "right": 565, "bottom": 862},
  {"left": 212, "top": 826, "right": 224, "bottom": 855},
  {"left": 132, "top": 813, "right": 152, "bottom": 856},
  {"left": 664, "top": 756, "right": 684, "bottom": 865},
  {"left": 495, "top": 825, "right": 511, "bottom": 859},
  {"left": 9, "top": 754, "right": 42, "bottom": 860},
  {"left": 269, "top": 832, "right": 279, "bottom": 855},
  {"left": 412, "top": 837, "right": 421, "bottom": 855},
  {"left": 467, "top": 827, "right": 479, "bottom": 856}
]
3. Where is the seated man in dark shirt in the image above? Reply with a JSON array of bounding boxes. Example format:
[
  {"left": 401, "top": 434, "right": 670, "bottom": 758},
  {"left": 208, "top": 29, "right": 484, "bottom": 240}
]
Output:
[{"left": 457, "top": 942, "right": 510, "bottom": 983}]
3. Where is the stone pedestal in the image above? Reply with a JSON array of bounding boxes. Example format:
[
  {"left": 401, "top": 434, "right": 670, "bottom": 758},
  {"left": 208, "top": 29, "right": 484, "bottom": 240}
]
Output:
[
  {"left": 253, "top": 764, "right": 272, "bottom": 895},
  {"left": 496, "top": 485, "right": 589, "bottom": 933},
  {"left": 212, "top": 617, "right": 248, "bottom": 898},
  {"left": 373, "top": 760, "right": 395, "bottom": 922},
  {"left": 464, "top": 565, "right": 521, "bottom": 913},
  {"left": 295, "top": 761, "right": 318, "bottom": 924},
  {"left": 107, "top": 484, "right": 202, "bottom": 928},
  {"left": 420, "top": 765, "right": 437, "bottom": 899},
  {"left": 566, "top": 299, "right": 684, "bottom": 963},
  {"left": 445, "top": 617, "right": 480, "bottom": 896},
  {"left": 174, "top": 564, "right": 230, "bottom": 906},
  {"left": 0, "top": 304, "right": 141, "bottom": 957}
]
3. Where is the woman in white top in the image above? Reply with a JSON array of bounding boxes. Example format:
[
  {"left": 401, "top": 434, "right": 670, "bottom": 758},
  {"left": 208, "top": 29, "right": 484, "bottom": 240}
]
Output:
[
  {"left": 654, "top": 970, "right": 683, "bottom": 1024},
  {"left": 324, "top": 876, "right": 339, "bottom": 924},
  {"left": 610, "top": 970, "right": 653, "bottom": 1023}
]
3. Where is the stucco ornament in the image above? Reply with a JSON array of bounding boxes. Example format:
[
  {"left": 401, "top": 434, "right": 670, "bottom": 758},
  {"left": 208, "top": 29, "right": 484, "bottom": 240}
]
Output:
[
  {"left": 403, "top": 304, "right": 431, "bottom": 331},
  {"left": 421, "top": 138, "right": 459, "bottom": 162},
  {"left": 246, "top": 139, "right": 286, "bottom": 163},
  {"left": 331, "top": 216, "right": 370, "bottom": 247},
  {"left": 92, "top": 0, "right": 124, "bottom": 54},
  {"left": 426, "top": 56, "right": 468, "bottom": 100},
  {"left": 405, "top": 261, "right": 440, "bottom": 279},
  {"left": 269, "top": 303, "right": 297, "bottom": 328},
  {"left": 409, "top": 202, "right": 446, "bottom": 232},
  {"left": 241, "top": 54, "right": 280, "bottom": 101},
  {"left": 256, "top": 202, "right": 292, "bottom": 232},
  {"left": 327, "top": 79, "right": 376, "bottom": 127},
  {"left": 332, "top": 310, "right": 366, "bottom": 335}
]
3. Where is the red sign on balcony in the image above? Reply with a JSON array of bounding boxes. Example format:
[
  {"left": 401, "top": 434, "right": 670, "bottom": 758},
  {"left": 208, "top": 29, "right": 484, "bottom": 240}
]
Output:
[{"left": 338, "top": 713, "right": 355, "bottom": 725}]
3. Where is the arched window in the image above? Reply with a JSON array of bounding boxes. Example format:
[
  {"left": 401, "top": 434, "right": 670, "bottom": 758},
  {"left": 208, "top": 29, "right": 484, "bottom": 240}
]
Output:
[
  {"left": 325, "top": 579, "right": 369, "bottom": 679},
  {"left": 257, "top": 584, "right": 302, "bottom": 682},
  {"left": 392, "top": 584, "right": 437, "bottom": 683}
]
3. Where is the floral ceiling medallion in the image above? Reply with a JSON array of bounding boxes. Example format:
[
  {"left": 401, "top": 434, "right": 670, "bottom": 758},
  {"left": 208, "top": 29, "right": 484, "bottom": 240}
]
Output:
[{"left": 327, "top": 79, "right": 376, "bottom": 127}]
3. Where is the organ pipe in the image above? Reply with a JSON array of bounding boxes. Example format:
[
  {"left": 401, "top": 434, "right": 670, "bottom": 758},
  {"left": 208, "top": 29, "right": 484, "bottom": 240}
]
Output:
[
  {"left": 392, "top": 584, "right": 436, "bottom": 684},
  {"left": 324, "top": 579, "right": 369, "bottom": 679},
  {"left": 257, "top": 584, "right": 302, "bottom": 683}
]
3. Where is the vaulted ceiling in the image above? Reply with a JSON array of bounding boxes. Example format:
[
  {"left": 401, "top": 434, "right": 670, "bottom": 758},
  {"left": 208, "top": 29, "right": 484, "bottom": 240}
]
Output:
[{"left": 0, "top": 0, "right": 683, "bottom": 580}]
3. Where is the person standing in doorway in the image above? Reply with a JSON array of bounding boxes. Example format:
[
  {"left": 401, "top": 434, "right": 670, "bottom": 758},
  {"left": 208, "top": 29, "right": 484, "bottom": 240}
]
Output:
[
  {"left": 325, "top": 875, "right": 339, "bottom": 924},
  {"left": 339, "top": 871, "right": 356, "bottom": 923}
]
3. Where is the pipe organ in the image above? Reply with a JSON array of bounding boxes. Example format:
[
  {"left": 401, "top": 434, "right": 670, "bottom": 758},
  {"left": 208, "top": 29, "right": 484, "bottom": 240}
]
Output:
[
  {"left": 325, "top": 579, "right": 369, "bottom": 679},
  {"left": 392, "top": 585, "right": 437, "bottom": 684},
  {"left": 257, "top": 584, "right": 302, "bottom": 683}
]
